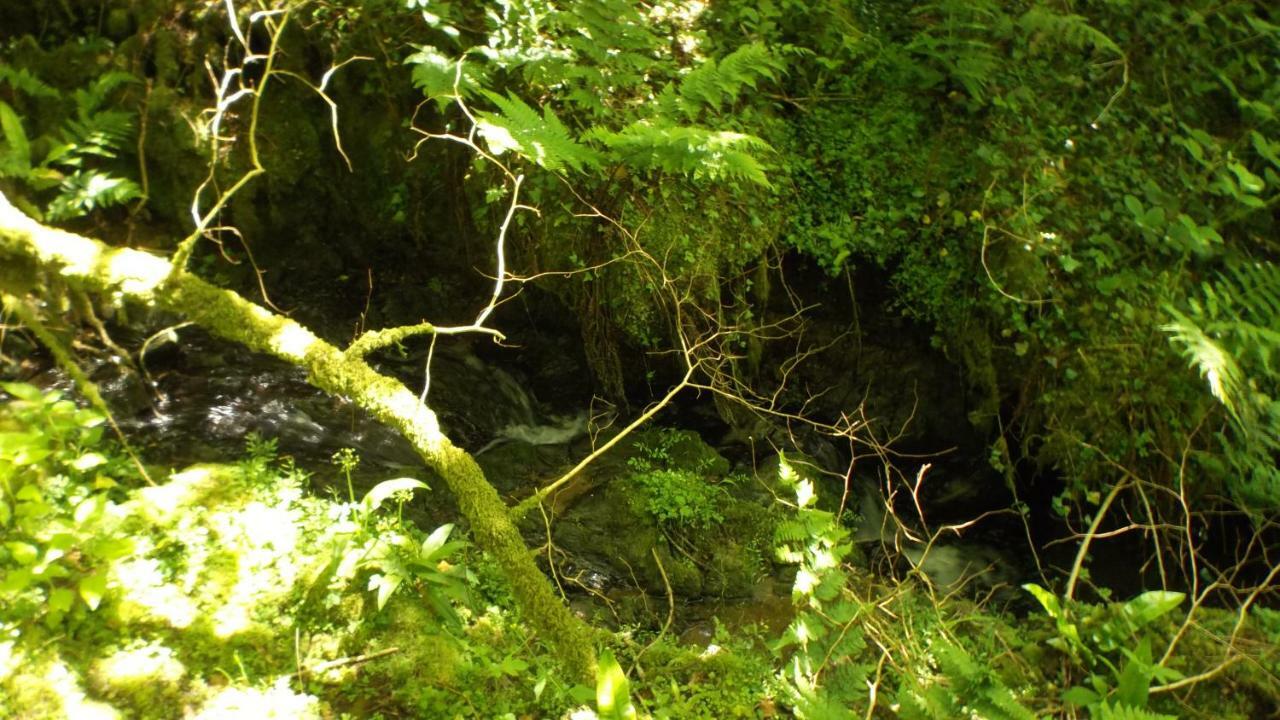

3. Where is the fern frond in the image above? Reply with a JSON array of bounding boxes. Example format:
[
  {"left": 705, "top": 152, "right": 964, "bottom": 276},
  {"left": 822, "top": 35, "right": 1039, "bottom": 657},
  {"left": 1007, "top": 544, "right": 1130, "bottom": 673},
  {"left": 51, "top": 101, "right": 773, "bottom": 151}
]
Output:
[
  {"left": 0, "top": 64, "right": 60, "bottom": 99},
  {"left": 1019, "top": 8, "right": 1122, "bottom": 55},
  {"left": 63, "top": 110, "right": 136, "bottom": 160},
  {"left": 1092, "top": 702, "right": 1176, "bottom": 720},
  {"left": 72, "top": 72, "right": 139, "bottom": 117},
  {"left": 0, "top": 99, "right": 32, "bottom": 174},
  {"left": 675, "top": 42, "right": 783, "bottom": 120},
  {"left": 1208, "top": 261, "right": 1280, "bottom": 371},
  {"left": 406, "top": 46, "right": 487, "bottom": 104},
  {"left": 1162, "top": 308, "right": 1247, "bottom": 421},
  {"left": 46, "top": 169, "right": 142, "bottom": 221},
  {"left": 475, "top": 90, "right": 600, "bottom": 173},
  {"left": 587, "top": 121, "right": 773, "bottom": 186}
]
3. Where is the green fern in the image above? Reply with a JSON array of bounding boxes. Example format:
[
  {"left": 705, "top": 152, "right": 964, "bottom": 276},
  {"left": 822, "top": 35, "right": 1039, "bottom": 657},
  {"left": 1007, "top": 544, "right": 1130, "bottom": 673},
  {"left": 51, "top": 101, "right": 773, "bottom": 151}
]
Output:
[
  {"left": 1018, "top": 8, "right": 1122, "bottom": 56},
  {"left": 1164, "top": 260, "right": 1280, "bottom": 508},
  {"left": 1162, "top": 308, "right": 1248, "bottom": 420},
  {"left": 1165, "top": 261, "right": 1280, "bottom": 425},
  {"left": 906, "top": 0, "right": 1003, "bottom": 101},
  {"left": 671, "top": 42, "right": 784, "bottom": 120},
  {"left": 0, "top": 64, "right": 59, "bottom": 99},
  {"left": 475, "top": 90, "right": 601, "bottom": 173},
  {"left": 405, "top": 46, "right": 489, "bottom": 106},
  {"left": 899, "top": 640, "right": 1036, "bottom": 720},
  {"left": 45, "top": 169, "right": 142, "bottom": 221},
  {"left": 0, "top": 66, "right": 142, "bottom": 221},
  {"left": 586, "top": 121, "right": 773, "bottom": 187},
  {"left": 1091, "top": 703, "right": 1176, "bottom": 720}
]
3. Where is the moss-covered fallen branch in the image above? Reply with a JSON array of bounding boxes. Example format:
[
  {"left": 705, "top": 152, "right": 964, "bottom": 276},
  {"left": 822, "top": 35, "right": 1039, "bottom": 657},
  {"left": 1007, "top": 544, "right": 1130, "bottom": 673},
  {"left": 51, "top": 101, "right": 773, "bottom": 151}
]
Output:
[{"left": 0, "top": 191, "right": 598, "bottom": 679}]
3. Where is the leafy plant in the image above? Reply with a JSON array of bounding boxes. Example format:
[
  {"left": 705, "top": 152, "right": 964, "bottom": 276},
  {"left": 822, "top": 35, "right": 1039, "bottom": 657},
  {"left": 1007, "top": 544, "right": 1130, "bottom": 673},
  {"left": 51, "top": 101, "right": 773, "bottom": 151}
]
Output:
[
  {"left": 0, "top": 382, "right": 139, "bottom": 628},
  {"left": 627, "top": 429, "right": 724, "bottom": 529},
  {"left": 311, "top": 449, "right": 468, "bottom": 619},
  {"left": 0, "top": 66, "right": 143, "bottom": 221},
  {"left": 1024, "top": 584, "right": 1185, "bottom": 716},
  {"left": 898, "top": 639, "right": 1035, "bottom": 720},
  {"left": 772, "top": 454, "right": 870, "bottom": 719},
  {"left": 595, "top": 648, "right": 638, "bottom": 720}
]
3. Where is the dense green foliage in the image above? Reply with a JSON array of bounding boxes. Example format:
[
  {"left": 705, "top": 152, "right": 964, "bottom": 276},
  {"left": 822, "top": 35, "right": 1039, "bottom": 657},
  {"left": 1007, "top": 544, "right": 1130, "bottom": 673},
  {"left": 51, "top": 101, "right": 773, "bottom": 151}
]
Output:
[{"left": 2, "top": 0, "right": 1279, "bottom": 717}]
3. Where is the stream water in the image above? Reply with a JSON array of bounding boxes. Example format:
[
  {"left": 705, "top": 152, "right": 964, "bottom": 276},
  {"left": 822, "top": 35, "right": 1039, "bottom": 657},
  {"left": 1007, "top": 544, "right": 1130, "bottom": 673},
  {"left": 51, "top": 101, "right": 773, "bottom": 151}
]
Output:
[{"left": 10, "top": 322, "right": 1031, "bottom": 639}]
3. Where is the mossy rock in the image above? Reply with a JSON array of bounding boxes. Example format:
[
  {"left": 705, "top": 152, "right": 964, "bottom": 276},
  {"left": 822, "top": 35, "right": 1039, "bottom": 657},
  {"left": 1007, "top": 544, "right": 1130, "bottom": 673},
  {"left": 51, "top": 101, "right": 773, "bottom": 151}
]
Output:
[
  {"left": 554, "top": 429, "right": 775, "bottom": 600},
  {"left": 88, "top": 642, "right": 190, "bottom": 719}
]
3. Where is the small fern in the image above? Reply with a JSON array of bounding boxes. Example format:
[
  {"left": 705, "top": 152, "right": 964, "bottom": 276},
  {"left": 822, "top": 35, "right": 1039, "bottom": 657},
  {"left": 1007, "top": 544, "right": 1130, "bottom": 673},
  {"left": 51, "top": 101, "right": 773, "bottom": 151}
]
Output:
[
  {"left": 1091, "top": 703, "right": 1175, "bottom": 720},
  {"left": 906, "top": 0, "right": 1003, "bottom": 101},
  {"left": 0, "top": 64, "right": 142, "bottom": 221},
  {"left": 772, "top": 455, "right": 870, "bottom": 719},
  {"left": 899, "top": 639, "right": 1036, "bottom": 720},
  {"left": 0, "top": 64, "right": 59, "bottom": 99}
]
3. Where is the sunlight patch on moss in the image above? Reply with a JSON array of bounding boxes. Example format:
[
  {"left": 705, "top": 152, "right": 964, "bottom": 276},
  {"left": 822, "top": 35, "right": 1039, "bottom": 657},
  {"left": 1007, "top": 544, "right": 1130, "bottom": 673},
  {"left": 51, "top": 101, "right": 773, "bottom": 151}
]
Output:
[
  {"left": 269, "top": 322, "right": 318, "bottom": 360},
  {"left": 134, "top": 465, "right": 222, "bottom": 525},
  {"left": 192, "top": 678, "right": 321, "bottom": 720},
  {"left": 39, "top": 658, "right": 120, "bottom": 720},
  {"left": 92, "top": 643, "right": 185, "bottom": 686},
  {"left": 106, "top": 249, "right": 168, "bottom": 295},
  {"left": 205, "top": 499, "right": 305, "bottom": 638},
  {"left": 112, "top": 557, "right": 200, "bottom": 628},
  {"left": 90, "top": 642, "right": 186, "bottom": 712}
]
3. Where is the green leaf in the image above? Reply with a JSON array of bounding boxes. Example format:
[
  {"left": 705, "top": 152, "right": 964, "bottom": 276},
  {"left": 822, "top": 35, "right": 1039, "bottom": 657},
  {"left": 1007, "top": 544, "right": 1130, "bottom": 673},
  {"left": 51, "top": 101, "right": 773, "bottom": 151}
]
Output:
[
  {"left": 1122, "top": 194, "right": 1143, "bottom": 219},
  {"left": 48, "top": 586, "right": 75, "bottom": 613},
  {"left": 1113, "top": 637, "right": 1154, "bottom": 709},
  {"left": 6, "top": 540, "right": 39, "bottom": 565},
  {"left": 1122, "top": 590, "right": 1184, "bottom": 627},
  {"left": 78, "top": 571, "right": 107, "bottom": 611},
  {"left": 595, "top": 649, "right": 637, "bottom": 720},
  {"left": 88, "top": 536, "right": 135, "bottom": 561},
  {"left": 1022, "top": 583, "right": 1063, "bottom": 619},
  {"left": 0, "top": 431, "right": 49, "bottom": 465},
  {"left": 420, "top": 523, "right": 455, "bottom": 558},
  {"left": 0, "top": 382, "right": 44, "bottom": 401},
  {"left": 0, "top": 100, "right": 31, "bottom": 172},
  {"left": 0, "top": 566, "right": 32, "bottom": 592},
  {"left": 71, "top": 452, "right": 107, "bottom": 471},
  {"left": 369, "top": 572, "right": 403, "bottom": 611},
  {"left": 498, "top": 656, "right": 529, "bottom": 676},
  {"left": 361, "top": 477, "right": 429, "bottom": 513},
  {"left": 1228, "top": 162, "right": 1265, "bottom": 194},
  {"left": 1062, "top": 685, "right": 1100, "bottom": 707},
  {"left": 73, "top": 494, "right": 106, "bottom": 525}
]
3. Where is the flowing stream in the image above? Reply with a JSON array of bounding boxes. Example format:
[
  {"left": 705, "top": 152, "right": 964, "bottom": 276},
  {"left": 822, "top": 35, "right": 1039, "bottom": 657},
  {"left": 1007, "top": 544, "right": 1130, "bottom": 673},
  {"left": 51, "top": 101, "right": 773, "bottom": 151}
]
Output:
[{"left": 14, "top": 323, "right": 1029, "bottom": 637}]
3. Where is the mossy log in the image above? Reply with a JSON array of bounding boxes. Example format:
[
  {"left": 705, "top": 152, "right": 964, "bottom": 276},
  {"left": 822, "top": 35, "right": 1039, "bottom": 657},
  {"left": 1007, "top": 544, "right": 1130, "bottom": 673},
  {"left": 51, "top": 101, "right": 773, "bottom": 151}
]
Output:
[{"left": 0, "top": 191, "right": 598, "bottom": 679}]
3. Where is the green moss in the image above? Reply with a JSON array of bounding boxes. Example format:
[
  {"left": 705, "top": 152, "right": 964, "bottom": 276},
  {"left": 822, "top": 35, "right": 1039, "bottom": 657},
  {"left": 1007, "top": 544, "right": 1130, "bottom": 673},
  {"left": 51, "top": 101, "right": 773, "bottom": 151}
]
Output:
[{"left": 88, "top": 642, "right": 188, "bottom": 719}]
